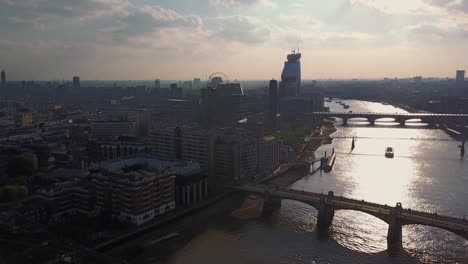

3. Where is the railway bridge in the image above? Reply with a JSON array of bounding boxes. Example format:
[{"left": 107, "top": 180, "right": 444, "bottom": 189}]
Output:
[
  {"left": 234, "top": 184, "right": 468, "bottom": 251},
  {"left": 308, "top": 112, "right": 468, "bottom": 126}
]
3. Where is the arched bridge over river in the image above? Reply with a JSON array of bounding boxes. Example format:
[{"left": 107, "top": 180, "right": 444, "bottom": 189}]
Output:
[
  {"left": 308, "top": 112, "right": 468, "bottom": 126},
  {"left": 234, "top": 184, "right": 468, "bottom": 251}
]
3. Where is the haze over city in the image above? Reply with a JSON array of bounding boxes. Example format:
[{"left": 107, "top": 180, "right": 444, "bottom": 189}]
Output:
[
  {"left": 2, "top": 1, "right": 468, "bottom": 264},
  {"left": 1, "top": 0, "right": 468, "bottom": 80}
]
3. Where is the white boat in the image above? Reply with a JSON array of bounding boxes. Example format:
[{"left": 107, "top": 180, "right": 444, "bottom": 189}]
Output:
[{"left": 385, "top": 147, "right": 394, "bottom": 158}]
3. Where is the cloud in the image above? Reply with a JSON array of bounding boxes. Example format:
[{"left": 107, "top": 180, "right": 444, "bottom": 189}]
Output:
[
  {"left": 1, "top": 0, "right": 130, "bottom": 27},
  {"left": 207, "top": 16, "right": 271, "bottom": 43},
  {"left": 426, "top": 0, "right": 468, "bottom": 13},
  {"left": 210, "top": 0, "right": 277, "bottom": 9}
]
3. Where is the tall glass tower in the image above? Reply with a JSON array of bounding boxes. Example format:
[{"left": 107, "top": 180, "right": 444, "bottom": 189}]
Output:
[{"left": 280, "top": 52, "right": 301, "bottom": 97}]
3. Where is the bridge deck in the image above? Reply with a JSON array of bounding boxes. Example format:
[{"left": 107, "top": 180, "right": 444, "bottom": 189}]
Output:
[
  {"left": 235, "top": 185, "right": 468, "bottom": 233},
  {"left": 310, "top": 112, "right": 468, "bottom": 117}
]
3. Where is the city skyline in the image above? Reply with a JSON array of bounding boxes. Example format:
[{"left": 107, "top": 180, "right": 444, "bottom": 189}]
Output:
[{"left": 1, "top": 0, "right": 468, "bottom": 80}]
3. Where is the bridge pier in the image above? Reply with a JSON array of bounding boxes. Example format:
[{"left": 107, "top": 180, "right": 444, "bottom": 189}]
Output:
[
  {"left": 387, "top": 204, "right": 403, "bottom": 252},
  {"left": 317, "top": 192, "right": 335, "bottom": 233},
  {"left": 368, "top": 118, "right": 376, "bottom": 126},
  {"left": 263, "top": 189, "right": 281, "bottom": 212},
  {"left": 342, "top": 118, "right": 348, "bottom": 126}
]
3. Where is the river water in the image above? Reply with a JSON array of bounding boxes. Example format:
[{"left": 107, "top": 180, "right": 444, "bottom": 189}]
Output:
[{"left": 115, "top": 100, "right": 468, "bottom": 264}]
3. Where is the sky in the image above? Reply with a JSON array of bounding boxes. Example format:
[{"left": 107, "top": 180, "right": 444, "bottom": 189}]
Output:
[{"left": 0, "top": 0, "right": 468, "bottom": 80}]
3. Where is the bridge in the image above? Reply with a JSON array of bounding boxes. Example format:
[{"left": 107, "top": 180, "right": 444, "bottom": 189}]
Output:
[
  {"left": 234, "top": 184, "right": 468, "bottom": 251},
  {"left": 309, "top": 112, "right": 468, "bottom": 126}
]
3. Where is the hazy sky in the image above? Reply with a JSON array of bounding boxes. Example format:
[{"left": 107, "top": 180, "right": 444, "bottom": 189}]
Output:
[{"left": 0, "top": 0, "right": 467, "bottom": 80}]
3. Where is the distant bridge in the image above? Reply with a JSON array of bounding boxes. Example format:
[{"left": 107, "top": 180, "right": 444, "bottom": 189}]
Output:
[
  {"left": 309, "top": 112, "right": 468, "bottom": 126},
  {"left": 234, "top": 184, "right": 468, "bottom": 251}
]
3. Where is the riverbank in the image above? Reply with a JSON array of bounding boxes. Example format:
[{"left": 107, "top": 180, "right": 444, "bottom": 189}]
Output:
[{"left": 268, "top": 120, "right": 337, "bottom": 188}]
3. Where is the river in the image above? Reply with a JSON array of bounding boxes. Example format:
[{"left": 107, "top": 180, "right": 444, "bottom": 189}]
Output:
[{"left": 111, "top": 100, "right": 468, "bottom": 264}]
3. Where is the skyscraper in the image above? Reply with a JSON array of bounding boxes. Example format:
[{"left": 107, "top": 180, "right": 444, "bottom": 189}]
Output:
[
  {"left": 280, "top": 51, "right": 301, "bottom": 97},
  {"left": 155, "top": 79, "right": 161, "bottom": 89},
  {"left": 268, "top": 80, "right": 278, "bottom": 131},
  {"left": 193, "top": 78, "right": 201, "bottom": 90},
  {"left": 1, "top": 70, "right": 6, "bottom": 86},
  {"left": 72, "top": 76, "right": 80, "bottom": 89},
  {"left": 456, "top": 70, "right": 465, "bottom": 86}
]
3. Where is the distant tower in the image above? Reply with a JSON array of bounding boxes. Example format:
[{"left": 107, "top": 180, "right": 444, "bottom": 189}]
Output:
[
  {"left": 456, "top": 70, "right": 465, "bottom": 86},
  {"left": 193, "top": 78, "right": 201, "bottom": 90},
  {"left": 269, "top": 79, "right": 278, "bottom": 131},
  {"left": 72, "top": 76, "right": 80, "bottom": 89},
  {"left": 1, "top": 70, "right": 6, "bottom": 86},
  {"left": 280, "top": 51, "right": 301, "bottom": 97},
  {"left": 155, "top": 79, "right": 161, "bottom": 89}
]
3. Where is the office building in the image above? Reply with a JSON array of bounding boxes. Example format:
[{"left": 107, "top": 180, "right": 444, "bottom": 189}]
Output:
[
  {"left": 1, "top": 70, "right": 6, "bottom": 86},
  {"left": 257, "top": 135, "right": 279, "bottom": 175},
  {"left": 36, "top": 181, "right": 97, "bottom": 223},
  {"left": 170, "top": 83, "right": 183, "bottom": 98},
  {"left": 152, "top": 98, "right": 200, "bottom": 124},
  {"left": 91, "top": 121, "right": 135, "bottom": 140},
  {"left": 193, "top": 78, "right": 202, "bottom": 90},
  {"left": 136, "top": 108, "right": 150, "bottom": 137},
  {"left": 456, "top": 70, "right": 465, "bottom": 86},
  {"left": 210, "top": 129, "right": 257, "bottom": 187},
  {"left": 73, "top": 76, "right": 80, "bottom": 89},
  {"left": 150, "top": 126, "right": 181, "bottom": 161},
  {"left": 150, "top": 126, "right": 213, "bottom": 170},
  {"left": 175, "top": 172, "right": 208, "bottom": 208},
  {"left": 100, "top": 135, "right": 149, "bottom": 160},
  {"left": 181, "top": 128, "right": 213, "bottom": 170},
  {"left": 200, "top": 78, "right": 248, "bottom": 127},
  {"left": 182, "top": 81, "right": 192, "bottom": 90},
  {"left": 280, "top": 51, "right": 301, "bottom": 97},
  {"left": 268, "top": 79, "right": 279, "bottom": 132}
]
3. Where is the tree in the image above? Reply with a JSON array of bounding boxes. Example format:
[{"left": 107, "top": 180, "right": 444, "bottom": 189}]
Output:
[
  {"left": 6, "top": 153, "right": 39, "bottom": 178},
  {"left": 33, "top": 172, "right": 57, "bottom": 186},
  {"left": 0, "top": 185, "right": 29, "bottom": 202}
]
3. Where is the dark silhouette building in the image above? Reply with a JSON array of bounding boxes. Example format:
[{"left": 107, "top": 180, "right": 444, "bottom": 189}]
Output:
[
  {"left": 268, "top": 79, "right": 278, "bottom": 132},
  {"left": 1, "top": 70, "right": 6, "bottom": 86},
  {"left": 155, "top": 79, "right": 161, "bottom": 89},
  {"left": 456, "top": 70, "right": 465, "bottom": 87},
  {"left": 72, "top": 76, "right": 80, "bottom": 89},
  {"left": 170, "top": 83, "right": 183, "bottom": 98}
]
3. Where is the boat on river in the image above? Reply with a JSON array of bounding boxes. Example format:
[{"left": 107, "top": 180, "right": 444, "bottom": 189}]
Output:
[
  {"left": 385, "top": 147, "right": 394, "bottom": 158},
  {"left": 323, "top": 153, "right": 337, "bottom": 172}
]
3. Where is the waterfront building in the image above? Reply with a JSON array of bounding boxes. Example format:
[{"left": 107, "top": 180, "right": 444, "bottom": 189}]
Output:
[
  {"left": 257, "top": 135, "right": 279, "bottom": 176},
  {"left": 73, "top": 76, "right": 80, "bottom": 89},
  {"left": 90, "top": 156, "right": 199, "bottom": 225},
  {"left": 175, "top": 172, "right": 208, "bottom": 208},
  {"left": 280, "top": 51, "right": 301, "bottom": 97}
]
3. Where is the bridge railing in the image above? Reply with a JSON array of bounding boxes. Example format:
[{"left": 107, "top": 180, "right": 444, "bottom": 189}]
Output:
[{"left": 239, "top": 185, "right": 468, "bottom": 225}]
